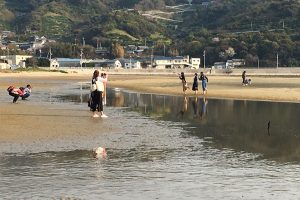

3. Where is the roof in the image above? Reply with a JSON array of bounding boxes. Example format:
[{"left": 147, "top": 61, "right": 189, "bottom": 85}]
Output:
[
  {"left": 154, "top": 56, "right": 185, "bottom": 61},
  {"left": 56, "top": 58, "right": 81, "bottom": 62},
  {"left": 91, "top": 59, "right": 119, "bottom": 64}
]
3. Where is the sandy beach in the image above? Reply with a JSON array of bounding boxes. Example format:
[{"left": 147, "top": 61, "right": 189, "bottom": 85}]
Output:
[
  {"left": 1, "top": 68, "right": 300, "bottom": 102},
  {"left": 0, "top": 69, "right": 299, "bottom": 144}
]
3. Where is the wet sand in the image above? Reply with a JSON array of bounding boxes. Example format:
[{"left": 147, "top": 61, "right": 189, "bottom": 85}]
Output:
[
  {"left": 0, "top": 70, "right": 299, "bottom": 145},
  {"left": 0, "top": 72, "right": 114, "bottom": 149},
  {"left": 108, "top": 74, "right": 300, "bottom": 103}
]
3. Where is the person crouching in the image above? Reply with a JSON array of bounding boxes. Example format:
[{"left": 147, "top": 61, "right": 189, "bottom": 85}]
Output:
[
  {"left": 21, "top": 84, "right": 32, "bottom": 100},
  {"left": 7, "top": 86, "right": 24, "bottom": 103}
]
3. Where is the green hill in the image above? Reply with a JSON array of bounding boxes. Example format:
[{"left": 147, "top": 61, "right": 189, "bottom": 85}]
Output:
[{"left": 0, "top": 0, "right": 299, "bottom": 67}]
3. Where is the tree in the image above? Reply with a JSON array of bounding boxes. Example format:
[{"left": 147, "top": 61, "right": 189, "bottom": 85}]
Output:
[
  {"left": 25, "top": 57, "right": 38, "bottom": 67},
  {"left": 111, "top": 43, "right": 124, "bottom": 58},
  {"left": 225, "top": 47, "right": 236, "bottom": 58}
]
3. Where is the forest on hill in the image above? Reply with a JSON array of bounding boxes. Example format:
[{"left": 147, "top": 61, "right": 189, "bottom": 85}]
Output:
[{"left": 0, "top": 0, "right": 300, "bottom": 67}]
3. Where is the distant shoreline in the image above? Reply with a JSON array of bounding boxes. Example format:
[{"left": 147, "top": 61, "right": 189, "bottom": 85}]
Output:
[
  {"left": 2, "top": 67, "right": 300, "bottom": 76},
  {"left": 1, "top": 68, "right": 300, "bottom": 103}
]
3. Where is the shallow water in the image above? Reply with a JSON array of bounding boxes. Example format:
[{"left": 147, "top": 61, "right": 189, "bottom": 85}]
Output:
[{"left": 1, "top": 83, "right": 300, "bottom": 199}]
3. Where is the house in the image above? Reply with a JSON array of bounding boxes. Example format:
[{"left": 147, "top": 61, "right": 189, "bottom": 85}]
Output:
[
  {"left": 190, "top": 58, "right": 201, "bottom": 69},
  {"left": 232, "top": 59, "right": 246, "bottom": 67},
  {"left": 154, "top": 56, "right": 200, "bottom": 69},
  {"left": 95, "top": 43, "right": 109, "bottom": 55},
  {"left": 50, "top": 59, "right": 60, "bottom": 69},
  {"left": 214, "top": 62, "right": 226, "bottom": 69},
  {"left": 214, "top": 59, "right": 246, "bottom": 69},
  {"left": 55, "top": 58, "right": 81, "bottom": 68},
  {"left": 226, "top": 59, "right": 246, "bottom": 68},
  {"left": 119, "top": 58, "right": 141, "bottom": 69},
  {"left": 0, "top": 55, "right": 32, "bottom": 68},
  {"left": 0, "top": 59, "right": 9, "bottom": 69},
  {"left": 92, "top": 59, "right": 122, "bottom": 69}
]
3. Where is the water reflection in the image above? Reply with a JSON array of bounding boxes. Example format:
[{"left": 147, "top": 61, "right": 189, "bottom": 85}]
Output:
[
  {"left": 177, "top": 95, "right": 188, "bottom": 120},
  {"left": 56, "top": 87, "right": 300, "bottom": 163},
  {"left": 105, "top": 89, "right": 300, "bottom": 163},
  {"left": 2, "top": 85, "right": 300, "bottom": 199}
]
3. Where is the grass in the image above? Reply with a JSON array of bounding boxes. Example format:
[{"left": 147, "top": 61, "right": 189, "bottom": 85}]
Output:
[
  {"left": 14, "top": 67, "right": 68, "bottom": 73},
  {"left": 107, "top": 29, "right": 138, "bottom": 41}
]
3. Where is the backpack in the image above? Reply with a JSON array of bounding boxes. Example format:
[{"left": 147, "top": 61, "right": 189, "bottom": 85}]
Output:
[
  {"left": 7, "top": 86, "right": 14, "bottom": 93},
  {"left": 90, "top": 79, "right": 97, "bottom": 92}
]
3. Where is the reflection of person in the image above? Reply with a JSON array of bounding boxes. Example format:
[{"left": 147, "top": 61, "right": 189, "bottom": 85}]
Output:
[
  {"left": 200, "top": 97, "right": 208, "bottom": 120},
  {"left": 192, "top": 96, "right": 198, "bottom": 118},
  {"left": 178, "top": 72, "right": 189, "bottom": 94},
  {"left": 177, "top": 95, "right": 188, "bottom": 119},
  {"left": 7, "top": 86, "right": 24, "bottom": 103},
  {"left": 199, "top": 72, "right": 208, "bottom": 94},
  {"left": 21, "top": 84, "right": 32, "bottom": 100},
  {"left": 90, "top": 70, "right": 108, "bottom": 118},
  {"left": 192, "top": 73, "right": 199, "bottom": 95}
]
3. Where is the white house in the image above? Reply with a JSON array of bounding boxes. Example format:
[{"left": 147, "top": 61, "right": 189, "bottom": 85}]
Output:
[
  {"left": 120, "top": 58, "right": 141, "bottom": 69},
  {"left": 190, "top": 58, "right": 201, "bottom": 69},
  {"left": 0, "top": 55, "right": 32, "bottom": 68},
  {"left": 214, "top": 62, "right": 226, "bottom": 69},
  {"left": 214, "top": 59, "right": 245, "bottom": 69},
  {"left": 226, "top": 59, "right": 246, "bottom": 68},
  {"left": 50, "top": 58, "right": 60, "bottom": 69},
  {"left": 92, "top": 59, "right": 122, "bottom": 69},
  {"left": 154, "top": 56, "right": 200, "bottom": 69},
  {"left": 55, "top": 58, "right": 81, "bottom": 68},
  {"left": 0, "top": 59, "right": 9, "bottom": 69}
]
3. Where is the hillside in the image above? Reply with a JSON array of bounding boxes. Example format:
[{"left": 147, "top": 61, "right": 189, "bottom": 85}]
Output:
[{"left": 0, "top": 0, "right": 299, "bottom": 67}]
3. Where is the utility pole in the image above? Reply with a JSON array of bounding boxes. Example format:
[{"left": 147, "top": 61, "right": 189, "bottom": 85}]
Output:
[
  {"left": 82, "top": 37, "right": 85, "bottom": 46},
  {"left": 151, "top": 48, "right": 153, "bottom": 68},
  {"left": 203, "top": 50, "right": 206, "bottom": 69},
  {"left": 276, "top": 53, "right": 279, "bottom": 68},
  {"left": 130, "top": 55, "right": 132, "bottom": 69},
  {"left": 257, "top": 57, "right": 260, "bottom": 69},
  {"left": 49, "top": 48, "right": 52, "bottom": 60},
  {"left": 80, "top": 49, "right": 83, "bottom": 70}
]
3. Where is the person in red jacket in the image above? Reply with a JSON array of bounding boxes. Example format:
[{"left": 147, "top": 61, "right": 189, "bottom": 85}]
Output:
[{"left": 7, "top": 86, "right": 24, "bottom": 103}]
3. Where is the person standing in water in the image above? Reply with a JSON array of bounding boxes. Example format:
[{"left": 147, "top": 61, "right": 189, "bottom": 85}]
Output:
[
  {"left": 192, "top": 73, "right": 199, "bottom": 95},
  {"left": 90, "top": 70, "right": 108, "bottom": 118},
  {"left": 242, "top": 71, "right": 246, "bottom": 85},
  {"left": 178, "top": 72, "right": 189, "bottom": 94},
  {"left": 199, "top": 72, "right": 208, "bottom": 95},
  {"left": 102, "top": 73, "right": 108, "bottom": 105}
]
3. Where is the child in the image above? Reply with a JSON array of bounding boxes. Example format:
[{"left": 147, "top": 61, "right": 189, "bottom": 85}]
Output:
[
  {"left": 21, "top": 84, "right": 32, "bottom": 100},
  {"left": 178, "top": 72, "right": 189, "bottom": 94}
]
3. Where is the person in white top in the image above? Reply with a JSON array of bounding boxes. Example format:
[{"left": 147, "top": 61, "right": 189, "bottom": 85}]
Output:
[
  {"left": 90, "top": 70, "right": 108, "bottom": 118},
  {"left": 101, "top": 73, "right": 108, "bottom": 105},
  {"left": 21, "top": 84, "right": 32, "bottom": 100}
]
